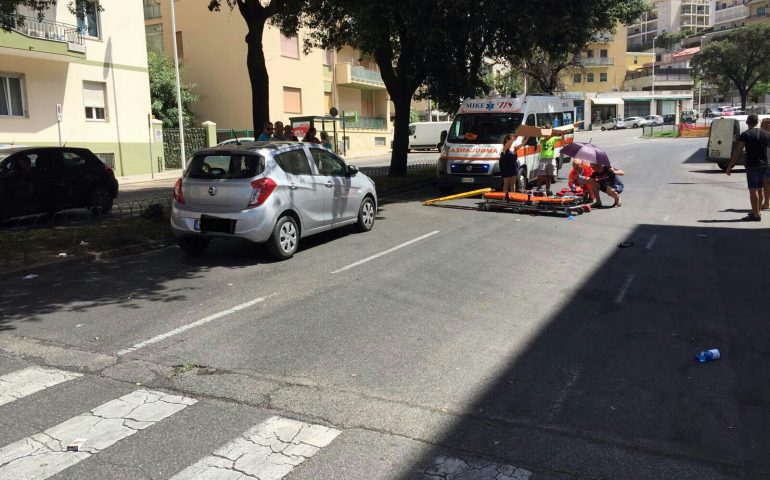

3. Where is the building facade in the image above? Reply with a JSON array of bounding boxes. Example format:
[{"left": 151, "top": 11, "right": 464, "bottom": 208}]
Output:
[
  {"left": 713, "top": 1, "right": 748, "bottom": 31},
  {"left": 1, "top": 0, "right": 154, "bottom": 176},
  {"left": 744, "top": 0, "right": 770, "bottom": 24},
  {"left": 628, "top": 0, "right": 713, "bottom": 48},
  {"left": 143, "top": 0, "right": 391, "bottom": 155}
]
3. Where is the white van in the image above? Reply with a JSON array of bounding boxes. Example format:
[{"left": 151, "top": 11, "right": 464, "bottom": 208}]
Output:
[
  {"left": 707, "top": 115, "right": 770, "bottom": 169},
  {"left": 408, "top": 121, "right": 453, "bottom": 151},
  {"left": 436, "top": 95, "right": 575, "bottom": 192}
]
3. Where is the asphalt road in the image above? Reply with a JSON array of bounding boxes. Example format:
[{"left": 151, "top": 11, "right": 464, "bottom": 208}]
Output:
[{"left": 2, "top": 130, "right": 769, "bottom": 480}]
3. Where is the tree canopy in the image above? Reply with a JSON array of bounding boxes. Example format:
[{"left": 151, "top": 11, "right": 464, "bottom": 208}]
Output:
[
  {"left": 148, "top": 50, "right": 198, "bottom": 128},
  {"left": 281, "top": 0, "right": 650, "bottom": 175},
  {"left": 691, "top": 24, "right": 770, "bottom": 110}
]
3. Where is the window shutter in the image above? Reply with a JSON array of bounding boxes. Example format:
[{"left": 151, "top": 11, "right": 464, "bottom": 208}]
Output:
[{"left": 83, "top": 82, "right": 105, "bottom": 108}]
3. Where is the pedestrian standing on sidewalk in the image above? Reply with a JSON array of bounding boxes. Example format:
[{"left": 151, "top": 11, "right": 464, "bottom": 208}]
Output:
[
  {"left": 257, "top": 121, "right": 274, "bottom": 141},
  {"left": 303, "top": 127, "right": 321, "bottom": 144},
  {"left": 725, "top": 113, "right": 769, "bottom": 221},
  {"left": 273, "top": 121, "right": 285, "bottom": 140},
  {"left": 759, "top": 118, "right": 770, "bottom": 211},
  {"left": 284, "top": 125, "right": 299, "bottom": 141},
  {"left": 500, "top": 133, "right": 527, "bottom": 201}
]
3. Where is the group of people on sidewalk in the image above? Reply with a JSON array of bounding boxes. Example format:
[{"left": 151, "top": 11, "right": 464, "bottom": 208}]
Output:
[
  {"left": 725, "top": 113, "right": 770, "bottom": 221},
  {"left": 256, "top": 121, "right": 334, "bottom": 150},
  {"left": 499, "top": 126, "right": 624, "bottom": 208}
]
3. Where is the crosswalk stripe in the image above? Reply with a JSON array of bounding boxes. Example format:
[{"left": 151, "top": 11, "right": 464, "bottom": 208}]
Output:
[
  {"left": 419, "top": 454, "right": 532, "bottom": 480},
  {"left": 0, "top": 367, "right": 82, "bottom": 408},
  {"left": 169, "top": 415, "right": 341, "bottom": 480},
  {"left": 0, "top": 389, "right": 197, "bottom": 480}
]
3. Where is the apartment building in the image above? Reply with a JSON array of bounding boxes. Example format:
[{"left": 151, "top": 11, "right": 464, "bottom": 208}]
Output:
[
  {"left": 744, "top": 0, "right": 770, "bottom": 24},
  {"left": 143, "top": 0, "right": 391, "bottom": 155},
  {"left": 1, "top": 1, "right": 154, "bottom": 176},
  {"left": 713, "top": 1, "right": 748, "bottom": 31},
  {"left": 628, "top": 0, "right": 712, "bottom": 48}
]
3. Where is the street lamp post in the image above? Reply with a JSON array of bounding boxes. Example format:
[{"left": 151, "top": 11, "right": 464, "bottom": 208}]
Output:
[
  {"left": 652, "top": 35, "right": 657, "bottom": 116},
  {"left": 698, "top": 35, "right": 705, "bottom": 122},
  {"left": 170, "top": 0, "right": 186, "bottom": 169}
]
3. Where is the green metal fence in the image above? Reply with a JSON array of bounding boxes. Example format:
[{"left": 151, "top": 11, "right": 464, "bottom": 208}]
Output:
[{"left": 163, "top": 128, "right": 207, "bottom": 169}]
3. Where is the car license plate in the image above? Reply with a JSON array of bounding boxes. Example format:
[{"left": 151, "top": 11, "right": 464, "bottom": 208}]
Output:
[
  {"left": 461, "top": 177, "right": 475, "bottom": 183},
  {"left": 199, "top": 216, "right": 236, "bottom": 234}
]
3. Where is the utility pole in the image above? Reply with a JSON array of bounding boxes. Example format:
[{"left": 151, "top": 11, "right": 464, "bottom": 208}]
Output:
[{"left": 170, "top": 0, "right": 186, "bottom": 169}]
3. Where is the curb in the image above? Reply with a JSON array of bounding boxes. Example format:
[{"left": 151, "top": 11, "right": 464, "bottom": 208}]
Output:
[
  {"left": 378, "top": 180, "right": 437, "bottom": 203},
  {"left": 0, "top": 238, "right": 173, "bottom": 280}
]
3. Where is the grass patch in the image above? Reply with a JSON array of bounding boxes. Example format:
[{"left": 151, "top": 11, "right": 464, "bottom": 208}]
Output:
[
  {"left": 0, "top": 214, "right": 173, "bottom": 271},
  {"left": 648, "top": 131, "right": 678, "bottom": 138}
]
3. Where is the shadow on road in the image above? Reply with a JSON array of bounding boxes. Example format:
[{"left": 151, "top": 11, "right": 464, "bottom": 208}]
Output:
[{"left": 401, "top": 223, "right": 770, "bottom": 479}]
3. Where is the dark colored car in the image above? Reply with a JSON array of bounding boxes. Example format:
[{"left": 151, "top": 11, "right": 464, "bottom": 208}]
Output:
[
  {"left": 662, "top": 114, "right": 676, "bottom": 125},
  {"left": 0, "top": 146, "right": 118, "bottom": 221}
]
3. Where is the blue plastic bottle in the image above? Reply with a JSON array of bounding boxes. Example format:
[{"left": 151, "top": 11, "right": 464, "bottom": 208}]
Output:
[{"left": 695, "top": 349, "right": 720, "bottom": 363}]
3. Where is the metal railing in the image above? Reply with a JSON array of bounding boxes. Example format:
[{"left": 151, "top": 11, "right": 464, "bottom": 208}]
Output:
[
  {"left": 1, "top": 13, "right": 83, "bottom": 45},
  {"left": 581, "top": 57, "right": 614, "bottom": 66},
  {"left": 344, "top": 117, "right": 387, "bottom": 130},
  {"left": 350, "top": 66, "right": 385, "bottom": 86},
  {"left": 144, "top": 2, "right": 162, "bottom": 19}
]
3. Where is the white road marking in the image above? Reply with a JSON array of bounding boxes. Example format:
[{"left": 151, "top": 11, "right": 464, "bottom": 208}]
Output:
[
  {"left": 645, "top": 234, "right": 658, "bottom": 251},
  {"left": 614, "top": 275, "right": 635, "bottom": 304},
  {"left": 331, "top": 231, "right": 440, "bottom": 274},
  {"left": 419, "top": 454, "right": 532, "bottom": 479},
  {"left": 117, "top": 295, "right": 274, "bottom": 356},
  {"left": 0, "top": 389, "right": 196, "bottom": 480},
  {"left": 546, "top": 365, "right": 582, "bottom": 422},
  {"left": 168, "top": 415, "right": 340, "bottom": 480},
  {"left": 662, "top": 214, "right": 670, "bottom": 222},
  {"left": 0, "top": 367, "right": 81, "bottom": 408}
]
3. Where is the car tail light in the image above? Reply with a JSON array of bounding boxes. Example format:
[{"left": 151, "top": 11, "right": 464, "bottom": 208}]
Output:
[
  {"left": 173, "top": 178, "right": 185, "bottom": 204},
  {"left": 248, "top": 178, "right": 277, "bottom": 208}
]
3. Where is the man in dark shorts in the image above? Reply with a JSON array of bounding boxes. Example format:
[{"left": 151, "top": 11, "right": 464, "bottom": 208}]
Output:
[{"left": 726, "top": 113, "right": 770, "bottom": 221}]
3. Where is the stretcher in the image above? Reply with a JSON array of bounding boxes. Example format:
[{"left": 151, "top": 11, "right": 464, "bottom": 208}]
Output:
[
  {"left": 481, "top": 191, "right": 591, "bottom": 216},
  {"left": 423, "top": 188, "right": 591, "bottom": 217}
]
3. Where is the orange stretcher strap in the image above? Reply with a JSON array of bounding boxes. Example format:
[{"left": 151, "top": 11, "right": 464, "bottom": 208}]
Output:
[{"left": 483, "top": 192, "right": 577, "bottom": 205}]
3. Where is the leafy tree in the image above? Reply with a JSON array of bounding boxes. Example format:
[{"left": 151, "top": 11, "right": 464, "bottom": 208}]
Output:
[
  {"left": 517, "top": 48, "right": 582, "bottom": 95},
  {"left": 409, "top": 108, "right": 420, "bottom": 124},
  {"left": 483, "top": 69, "right": 524, "bottom": 97},
  {"left": 148, "top": 50, "right": 198, "bottom": 128},
  {"left": 691, "top": 24, "right": 770, "bottom": 110},
  {"left": 207, "top": 1, "right": 300, "bottom": 133}
]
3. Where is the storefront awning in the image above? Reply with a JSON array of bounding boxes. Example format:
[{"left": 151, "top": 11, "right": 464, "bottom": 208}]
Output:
[{"left": 591, "top": 97, "right": 624, "bottom": 105}]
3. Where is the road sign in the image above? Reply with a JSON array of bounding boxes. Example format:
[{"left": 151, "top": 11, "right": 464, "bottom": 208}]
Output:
[{"left": 56, "top": 103, "right": 62, "bottom": 122}]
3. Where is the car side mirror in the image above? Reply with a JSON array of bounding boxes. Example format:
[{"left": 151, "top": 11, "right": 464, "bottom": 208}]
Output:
[
  {"left": 440, "top": 130, "right": 447, "bottom": 144},
  {"left": 346, "top": 165, "right": 359, "bottom": 176}
]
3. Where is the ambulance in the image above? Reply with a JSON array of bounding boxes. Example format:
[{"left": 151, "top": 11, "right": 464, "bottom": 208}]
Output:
[{"left": 437, "top": 95, "right": 575, "bottom": 193}]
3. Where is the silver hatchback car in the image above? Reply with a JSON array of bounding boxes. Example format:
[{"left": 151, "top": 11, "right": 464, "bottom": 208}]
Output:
[{"left": 170, "top": 142, "right": 377, "bottom": 260}]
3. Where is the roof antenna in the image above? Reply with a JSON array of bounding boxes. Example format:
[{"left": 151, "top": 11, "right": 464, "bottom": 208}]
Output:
[
  {"left": 231, "top": 129, "right": 241, "bottom": 146},
  {"left": 62, "top": 132, "right": 74, "bottom": 148}
]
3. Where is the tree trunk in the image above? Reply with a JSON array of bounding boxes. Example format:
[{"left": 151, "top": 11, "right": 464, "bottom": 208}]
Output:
[
  {"left": 390, "top": 93, "right": 412, "bottom": 176},
  {"left": 739, "top": 88, "right": 748, "bottom": 111},
  {"left": 245, "top": 22, "right": 269, "bottom": 133}
]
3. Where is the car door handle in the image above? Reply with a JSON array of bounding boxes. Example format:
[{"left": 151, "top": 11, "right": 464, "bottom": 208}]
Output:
[
  {"left": 325, "top": 182, "right": 334, "bottom": 188},
  {"left": 288, "top": 184, "right": 298, "bottom": 190}
]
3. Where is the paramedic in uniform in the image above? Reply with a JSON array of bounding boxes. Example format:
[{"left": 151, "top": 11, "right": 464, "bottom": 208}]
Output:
[{"left": 536, "top": 123, "right": 561, "bottom": 195}]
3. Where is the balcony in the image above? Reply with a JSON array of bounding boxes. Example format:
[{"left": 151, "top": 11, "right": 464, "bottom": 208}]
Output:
[
  {"left": 581, "top": 56, "right": 614, "bottom": 66},
  {"left": 715, "top": 4, "right": 748, "bottom": 22},
  {"left": 335, "top": 63, "right": 386, "bottom": 90},
  {"left": 0, "top": 14, "right": 86, "bottom": 61},
  {"left": 343, "top": 116, "right": 387, "bottom": 130},
  {"left": 144, "top": 2, "right": 162, "bottom": 20}
]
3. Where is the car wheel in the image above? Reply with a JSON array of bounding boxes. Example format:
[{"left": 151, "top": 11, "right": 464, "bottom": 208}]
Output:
[
  {"left": 88, "top": 185, "right": 113, "bottom": 216},
  {"left": 178, "top": 236, "right": 209, "bottom": 255},
  {"left": 717, "top": 162, "right": 728, "bottom": 171},
  {"left": 601, "top": 127, "right": 606, "bottom": 131},
  {"left": 633, "top": 123, "right": 639, "bottom": 128},
  {"left": 516, "top": 167, "right": 528, "bottom": 192},
  {"left": 355, "top": 197, "right": 376, "bottom": 232},
  {"left": 267, "top": 215, "right": 299, "bottom": 260}
]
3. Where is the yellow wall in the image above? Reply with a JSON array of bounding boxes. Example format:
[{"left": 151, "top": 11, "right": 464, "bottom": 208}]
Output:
[
  {"left": 563, "top": 24, "right": 628, "bottom": 94},
  {"left": 626, "top": 52, "right": 655, "bottom": 71}
]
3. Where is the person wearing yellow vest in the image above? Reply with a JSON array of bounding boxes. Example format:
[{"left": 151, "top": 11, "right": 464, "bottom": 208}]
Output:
[{"left": 536, "top": 123, "right": 562, "bottom": 195}]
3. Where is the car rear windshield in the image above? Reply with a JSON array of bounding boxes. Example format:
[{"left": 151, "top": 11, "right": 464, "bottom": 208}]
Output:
[{"left": 186, "top": 153, "right": 264, "bottom": 180}]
